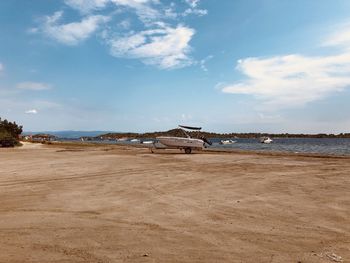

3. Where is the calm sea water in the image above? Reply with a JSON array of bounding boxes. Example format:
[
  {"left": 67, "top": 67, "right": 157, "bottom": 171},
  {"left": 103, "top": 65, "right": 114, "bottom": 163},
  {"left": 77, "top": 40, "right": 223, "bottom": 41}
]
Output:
[
  {"left": 209, "top": 138, "right": 350, "bottom": 156},
  {"left": 61, "top": 137, "right": 350, "bottom": 156}
]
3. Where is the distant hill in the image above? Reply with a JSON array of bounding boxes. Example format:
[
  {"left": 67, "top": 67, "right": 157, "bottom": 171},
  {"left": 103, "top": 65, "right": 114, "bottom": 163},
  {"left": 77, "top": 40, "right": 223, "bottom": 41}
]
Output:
[{"left": 23, "top": 130, "right": 115, "bottom": 139}]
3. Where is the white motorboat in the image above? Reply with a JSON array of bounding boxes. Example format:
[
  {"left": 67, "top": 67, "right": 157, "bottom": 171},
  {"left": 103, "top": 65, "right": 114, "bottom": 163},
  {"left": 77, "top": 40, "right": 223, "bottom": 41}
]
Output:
[
  {"left": 154, "top": 125, "right": 212, "bottom": 154},
  {"left": 141, "top": 140, "right": 154, "bottom": 144},
  {"left": 220, "top": 139, "right": 236, "bottom": 145},
  {"left": 260, "top": 137, "right": 273, "bottom": 144},
  {"left": 130, "top": 139, "right": 140, "bottom": 143}
]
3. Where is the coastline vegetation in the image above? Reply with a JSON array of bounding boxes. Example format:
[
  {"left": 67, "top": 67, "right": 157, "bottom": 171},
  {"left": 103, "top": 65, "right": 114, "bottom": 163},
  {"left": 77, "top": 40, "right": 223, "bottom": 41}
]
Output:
[
  {"left": 96, "top": 129, "right": 350, "bottom": 140},
  {"left": 0, "top": 117, "right": 23, "bottom": 147}
]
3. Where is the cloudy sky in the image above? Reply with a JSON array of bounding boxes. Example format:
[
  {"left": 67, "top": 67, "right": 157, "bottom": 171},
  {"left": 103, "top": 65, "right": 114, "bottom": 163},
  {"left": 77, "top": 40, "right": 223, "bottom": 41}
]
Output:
[{"left": 1, "top": 0, "right": 350, "bottom": 133}]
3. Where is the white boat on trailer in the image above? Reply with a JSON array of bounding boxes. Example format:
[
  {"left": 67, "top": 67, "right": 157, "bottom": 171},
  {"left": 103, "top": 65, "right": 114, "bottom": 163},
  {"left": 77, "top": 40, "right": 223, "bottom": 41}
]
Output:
[{"left": 152, "top": 125, "right": 211, "bottom": 154}]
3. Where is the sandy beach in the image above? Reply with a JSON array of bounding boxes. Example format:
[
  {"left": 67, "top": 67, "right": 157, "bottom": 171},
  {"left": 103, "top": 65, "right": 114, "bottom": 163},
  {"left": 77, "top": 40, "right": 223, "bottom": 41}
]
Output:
[{"left": 0, "top": 142, "right": 349, "bottom": 263}]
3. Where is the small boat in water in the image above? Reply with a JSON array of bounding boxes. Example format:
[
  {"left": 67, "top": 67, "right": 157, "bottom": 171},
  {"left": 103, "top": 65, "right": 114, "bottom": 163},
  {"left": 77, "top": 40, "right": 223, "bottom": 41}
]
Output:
[
  {"left": 117, "top": 137, "right": 128, "bottom": 142},
  {"left": 220, "top": 139, "right": 236, "bottom": 145},
  {"left": 130, "top": 139, "right": 140, "bottom": 143},
  {"left": 260, "top": 137, "right": 273, "bottom": 144},
  {"left": 141, "top": 140, "right": 154, "bottom": 144}
]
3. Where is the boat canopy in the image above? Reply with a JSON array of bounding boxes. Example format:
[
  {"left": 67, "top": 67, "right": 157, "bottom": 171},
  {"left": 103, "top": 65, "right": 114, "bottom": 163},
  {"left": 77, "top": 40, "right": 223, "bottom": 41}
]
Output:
[{"left": 178, "top": 125, "right": 202, "bottom": 130}]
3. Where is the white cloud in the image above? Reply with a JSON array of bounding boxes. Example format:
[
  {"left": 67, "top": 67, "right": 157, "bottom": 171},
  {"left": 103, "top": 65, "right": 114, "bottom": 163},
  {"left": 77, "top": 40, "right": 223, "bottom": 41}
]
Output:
[
  {"left": 183, "top": 8, "right": 207, "bottom": 17},
  {"left": 39, "top": 11, "right": 110, "bottom": 45},
  {"left": 27, "top": 27, "right": 39, "bottom": 34},
  {"left": 17, "top": 82, "right": 52, "bottom": 91},
  {"left": 25, "top": 109, "right": 38, "bottom": 114},
  {"left": 164, "top": 6, "right": 177, "bottom": 19},
  {"left": 64, "top": 0, "right": 109, "bottom": 13},
  {"left": 183, "top": 0, "right": 207, "bottom": 17},
  {"left": 118, "top": 19, "right": 131, "bottom": 29},
  {"left": 111, "top": 0, "right": 160, "bottom": 23},
  {"left": 222, "top": 27, "right": 350, "bottom": 110},
  {"left": 0, "top": 63, "right": 3, "bottom": 72},
  {"left": 32, "top": 0, "right": 206, "bottom": 70},
  {"left": 199, "top": 55, "right": 213, "bottom": 71},
  {"left": 323, "top": 23, "right": 350, "bottom": 48},
  {"left": 65, "top": 0, "right": 160, "bottom": 22},
  {"left": 108, "top": 24, "right": 195, "bottom": 68},
  {"left": 64, "top": 0, "right": 205, "bottom": 24},
  {"left": 185, "top": 0, "right": 199, "bottom": 8}
]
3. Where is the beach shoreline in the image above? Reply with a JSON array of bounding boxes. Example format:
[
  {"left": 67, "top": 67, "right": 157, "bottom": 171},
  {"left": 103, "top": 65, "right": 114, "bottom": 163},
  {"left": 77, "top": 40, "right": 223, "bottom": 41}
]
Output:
[
  {"left": 0, "top": 142, "right": 349, "bottom": 262},
  {"left": 43, "top": 140, "right": 350, "bottom": 159}
]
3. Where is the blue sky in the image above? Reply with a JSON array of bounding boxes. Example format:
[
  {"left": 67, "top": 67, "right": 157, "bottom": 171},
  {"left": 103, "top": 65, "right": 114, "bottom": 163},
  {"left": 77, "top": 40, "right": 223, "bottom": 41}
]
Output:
[{"left": 1, "top": 0, "right": 350, "bottom": 133}]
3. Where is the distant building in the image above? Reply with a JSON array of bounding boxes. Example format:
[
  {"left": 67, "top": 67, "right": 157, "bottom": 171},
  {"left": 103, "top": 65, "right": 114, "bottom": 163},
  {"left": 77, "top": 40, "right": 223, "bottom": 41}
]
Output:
[{"left": 31, "top": 134, "right": 56, "bottom": 142}]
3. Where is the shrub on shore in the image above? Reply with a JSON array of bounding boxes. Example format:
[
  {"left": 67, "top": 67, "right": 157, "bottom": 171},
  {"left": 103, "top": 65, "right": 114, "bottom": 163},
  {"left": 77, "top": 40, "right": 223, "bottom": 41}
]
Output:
[{"left": 0, "top": 117, "right": 23, "bottom": 147}]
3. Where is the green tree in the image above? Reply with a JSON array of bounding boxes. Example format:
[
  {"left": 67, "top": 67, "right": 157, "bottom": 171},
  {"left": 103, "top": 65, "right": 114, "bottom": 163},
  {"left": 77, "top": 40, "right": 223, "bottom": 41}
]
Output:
[{"left": 0, "top": 117, "right": 23, "bottom": 147}]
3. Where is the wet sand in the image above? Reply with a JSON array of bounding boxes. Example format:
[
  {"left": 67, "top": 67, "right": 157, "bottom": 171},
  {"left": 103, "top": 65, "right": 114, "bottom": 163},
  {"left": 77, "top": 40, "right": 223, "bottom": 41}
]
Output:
[{"left": 0, "top": 142, "right": 349, "bottom": 262}]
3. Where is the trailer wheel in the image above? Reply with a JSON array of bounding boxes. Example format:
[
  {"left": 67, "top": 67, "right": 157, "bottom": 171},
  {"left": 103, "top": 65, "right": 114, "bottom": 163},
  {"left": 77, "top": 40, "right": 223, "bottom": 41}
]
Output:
[{"left": 185, "top": 147, "right": 192, "bottom": 154}]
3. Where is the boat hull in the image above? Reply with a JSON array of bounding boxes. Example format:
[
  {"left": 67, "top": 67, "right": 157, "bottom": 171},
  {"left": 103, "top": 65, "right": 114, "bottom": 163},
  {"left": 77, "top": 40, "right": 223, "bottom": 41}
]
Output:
[{"left": 157, "top": 136, "right": 204, "bottom": 149}]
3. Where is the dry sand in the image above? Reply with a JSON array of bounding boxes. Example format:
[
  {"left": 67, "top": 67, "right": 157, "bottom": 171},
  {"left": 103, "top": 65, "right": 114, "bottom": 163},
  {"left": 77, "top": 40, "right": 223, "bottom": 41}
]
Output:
[{"left": 0, "top": 142, "right": 349, "bottom": 263}]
